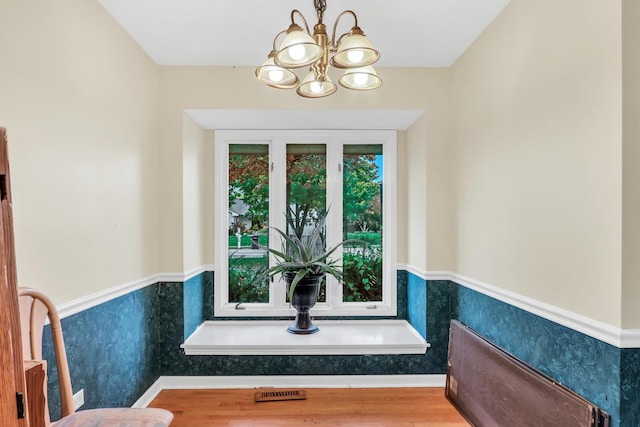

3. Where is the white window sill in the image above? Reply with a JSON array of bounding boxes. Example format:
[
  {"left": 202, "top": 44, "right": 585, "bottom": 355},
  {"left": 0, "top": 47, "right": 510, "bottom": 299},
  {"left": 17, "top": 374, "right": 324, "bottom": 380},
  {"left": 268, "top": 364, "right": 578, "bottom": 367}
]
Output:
[{"left": 181, "top": 319, "right": 429, "bottom": 356}]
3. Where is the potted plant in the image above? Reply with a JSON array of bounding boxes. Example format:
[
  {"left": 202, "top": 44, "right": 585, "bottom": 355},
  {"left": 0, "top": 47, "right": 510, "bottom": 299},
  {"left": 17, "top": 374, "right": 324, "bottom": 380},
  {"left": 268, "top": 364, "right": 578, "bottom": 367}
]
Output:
[{"left": 262, "top": 210, "right": 362, "bottom": 334}]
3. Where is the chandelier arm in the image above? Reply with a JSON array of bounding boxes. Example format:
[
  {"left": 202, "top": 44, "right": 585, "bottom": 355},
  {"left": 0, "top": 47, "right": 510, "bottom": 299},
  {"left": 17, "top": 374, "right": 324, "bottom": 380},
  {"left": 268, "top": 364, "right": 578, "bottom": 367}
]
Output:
[
  {"left": 271, "top": 29, "right": 289, "bottom": 51},
  {"left": 291, "top": 9, "right": 313, "bottom": 34},
  {"left": 330, "top": 10, "right": 358, "bottom": 47}
]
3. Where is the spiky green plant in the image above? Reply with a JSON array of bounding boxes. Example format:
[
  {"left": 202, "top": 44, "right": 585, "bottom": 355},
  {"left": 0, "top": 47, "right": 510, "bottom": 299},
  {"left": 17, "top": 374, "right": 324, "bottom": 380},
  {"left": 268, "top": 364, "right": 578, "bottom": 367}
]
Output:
[{"left": 262, "top": 210, "right": 364, "bottom": 300}]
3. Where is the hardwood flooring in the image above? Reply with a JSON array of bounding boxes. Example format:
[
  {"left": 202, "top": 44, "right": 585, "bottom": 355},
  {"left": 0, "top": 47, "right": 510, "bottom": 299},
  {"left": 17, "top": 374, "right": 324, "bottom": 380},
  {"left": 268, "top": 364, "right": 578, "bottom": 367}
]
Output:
[{"left": 149, "top": 387, "right": 470, "bottom": 426}]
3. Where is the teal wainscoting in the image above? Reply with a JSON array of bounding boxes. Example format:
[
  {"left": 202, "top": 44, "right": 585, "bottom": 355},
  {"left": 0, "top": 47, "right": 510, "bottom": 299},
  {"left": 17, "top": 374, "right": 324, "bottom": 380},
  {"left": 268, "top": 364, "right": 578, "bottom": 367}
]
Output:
[
  {"left": 407, "top": 273, "right": 427, "bottom": 339},
  {"left": 42, "top": 285, "right": 160, "bottom": 421},
  {"left": 41, "top": 270, "right": 639, "bottom": 426},
  {"left": 153, "top": 271, "right": 442, "bottom": 377},
  {"left": 183, "top": 271, "right": 214, "bottom": 338}
]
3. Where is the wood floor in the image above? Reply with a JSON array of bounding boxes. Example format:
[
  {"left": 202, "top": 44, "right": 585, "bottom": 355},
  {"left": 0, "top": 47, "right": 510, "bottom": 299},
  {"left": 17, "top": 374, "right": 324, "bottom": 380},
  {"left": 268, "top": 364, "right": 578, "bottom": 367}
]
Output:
[{"left": 149, "top": 387, "right": 470, "bottom": 426}]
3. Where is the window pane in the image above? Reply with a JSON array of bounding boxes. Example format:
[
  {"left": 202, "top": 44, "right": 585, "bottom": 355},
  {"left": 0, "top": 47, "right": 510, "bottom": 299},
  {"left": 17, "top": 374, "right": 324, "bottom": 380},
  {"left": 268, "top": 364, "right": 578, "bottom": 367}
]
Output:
[
  {"left": 343, "top": 145, "right": 383, "bottom": 302},
  {"left": 286, "top": 144, "right": 327, "bottom": 302},
  {"left": 228, "top": 144, "right": 269, "bottom": 303}
]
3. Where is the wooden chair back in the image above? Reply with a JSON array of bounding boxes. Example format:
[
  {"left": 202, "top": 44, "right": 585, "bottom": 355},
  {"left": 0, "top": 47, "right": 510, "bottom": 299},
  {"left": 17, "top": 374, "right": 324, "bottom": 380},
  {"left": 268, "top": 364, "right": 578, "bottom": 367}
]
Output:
[
  {"left": 18, "top": 287, "right": 75, "bottom": 419},
  {"left": 17, "top": 287, "right": 174, "bottom": 427}
]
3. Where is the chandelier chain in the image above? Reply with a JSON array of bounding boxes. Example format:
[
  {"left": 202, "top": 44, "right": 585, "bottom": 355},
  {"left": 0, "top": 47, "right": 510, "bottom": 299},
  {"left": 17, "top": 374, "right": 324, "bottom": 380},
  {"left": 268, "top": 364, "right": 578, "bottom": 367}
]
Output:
[{"left": 314, "top": 0, "right": 326, "bottom": 21}]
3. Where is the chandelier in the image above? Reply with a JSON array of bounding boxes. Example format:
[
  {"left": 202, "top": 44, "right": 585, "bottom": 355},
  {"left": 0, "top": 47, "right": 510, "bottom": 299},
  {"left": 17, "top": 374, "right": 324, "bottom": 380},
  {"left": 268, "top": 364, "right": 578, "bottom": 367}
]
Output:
[{"left": 255, "top": 0, "right": 382, "bottom": 98}]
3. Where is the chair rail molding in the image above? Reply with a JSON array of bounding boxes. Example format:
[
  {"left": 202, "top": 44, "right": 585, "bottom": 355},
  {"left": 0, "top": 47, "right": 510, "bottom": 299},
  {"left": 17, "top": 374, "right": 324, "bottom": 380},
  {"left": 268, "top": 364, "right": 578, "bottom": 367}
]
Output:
[
  {"left": 400, "top": 264, "right": 640, "bottom": 349},
  {"left": 54, "top": 262, "right": 640, "bottom": 348},
  {"left": 56, "top": 264, "right": 215, "bottom": 319}
]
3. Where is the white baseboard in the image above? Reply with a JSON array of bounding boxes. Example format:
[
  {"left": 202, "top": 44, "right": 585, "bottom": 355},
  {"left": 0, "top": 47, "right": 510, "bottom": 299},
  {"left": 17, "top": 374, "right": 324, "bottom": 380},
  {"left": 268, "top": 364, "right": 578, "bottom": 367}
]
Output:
[{"left": 132, "top": 374, "right": 447, "bottom": 408}]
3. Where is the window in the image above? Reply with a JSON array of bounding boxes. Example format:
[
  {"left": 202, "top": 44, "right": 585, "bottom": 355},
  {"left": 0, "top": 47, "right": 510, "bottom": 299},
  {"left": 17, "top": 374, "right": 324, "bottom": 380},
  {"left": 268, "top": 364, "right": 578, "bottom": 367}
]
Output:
[{"left": 215, "top": 130, "right": 396, "bottom": 317}]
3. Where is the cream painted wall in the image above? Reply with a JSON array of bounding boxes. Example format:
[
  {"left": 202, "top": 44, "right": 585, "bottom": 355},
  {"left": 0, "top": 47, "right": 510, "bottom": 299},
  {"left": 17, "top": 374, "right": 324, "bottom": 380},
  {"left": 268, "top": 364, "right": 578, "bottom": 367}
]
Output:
[
  {"left": 182, "top": 114, "right": 213, "bottom": 272},
  {"left": 452, "top": 0, "right": 623, "bottom": 326},
  {"left": 412, "top": 79, "right": 455, "bottom": 271},
  {"left": 158, "top": 66, "right": 455, "bottom": 274},
  {"left": 396, "top": 132, "right": 408, "bottom": 263},
  {"left": 0, "top": 0, "right": 161, "bottom": 304},
  {"left": 2, "top": 0, "right": 629, "bottom": 328},
  {"left": 0, "top": 0, "right": 455, "bottom": 305},
  {"left": 399, "top": 70, "right": 454, "bottom": 272},
  {"left": 404, "top": 116, "right": 428, "bottom": 269},
  {"left": 621, "top": 0, "right": 640, "bottom": 328}
]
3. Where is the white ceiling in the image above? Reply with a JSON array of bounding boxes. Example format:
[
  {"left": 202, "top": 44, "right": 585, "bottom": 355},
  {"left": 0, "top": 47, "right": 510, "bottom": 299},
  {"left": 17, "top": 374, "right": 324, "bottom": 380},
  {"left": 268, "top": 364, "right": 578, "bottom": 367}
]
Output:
[
  {"left": 98, "top": 0, "right": 511, "bottom": 68},
  {"left": 98, "top": 0, "right": 510, "bottom": 130}
]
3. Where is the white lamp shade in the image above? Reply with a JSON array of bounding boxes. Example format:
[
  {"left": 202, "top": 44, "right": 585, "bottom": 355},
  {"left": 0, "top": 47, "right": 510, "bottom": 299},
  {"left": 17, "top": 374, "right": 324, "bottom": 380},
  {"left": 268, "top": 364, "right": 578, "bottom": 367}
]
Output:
[
  {"left": 255, "top": 56, "right": 298, "bottom": 89},
  {"left": 338, "top": 66, "right": 382, "bottom": 91},
  {"left": 332, "top": 33, "right": 380, "bottom": 68},
  {"left": 275, "top": 25, "right": 323, "bottom": 68},
  {"left": 297, "top": 71, "right": 337, "bottom": 98}
]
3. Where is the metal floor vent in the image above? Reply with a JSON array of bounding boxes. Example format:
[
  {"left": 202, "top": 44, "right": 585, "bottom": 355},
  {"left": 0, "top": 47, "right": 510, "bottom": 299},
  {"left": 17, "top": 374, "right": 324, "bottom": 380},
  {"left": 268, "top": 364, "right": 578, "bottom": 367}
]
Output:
[{"left": 254, "top": 388, "right": 307, "bottom": 402}]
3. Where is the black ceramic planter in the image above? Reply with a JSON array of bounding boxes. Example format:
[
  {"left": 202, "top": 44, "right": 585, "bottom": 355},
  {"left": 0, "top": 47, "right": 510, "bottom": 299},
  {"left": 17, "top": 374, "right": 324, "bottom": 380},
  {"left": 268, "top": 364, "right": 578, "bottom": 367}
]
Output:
[{"left": 284, "top": 272, "right": 322, "bottom": 334}]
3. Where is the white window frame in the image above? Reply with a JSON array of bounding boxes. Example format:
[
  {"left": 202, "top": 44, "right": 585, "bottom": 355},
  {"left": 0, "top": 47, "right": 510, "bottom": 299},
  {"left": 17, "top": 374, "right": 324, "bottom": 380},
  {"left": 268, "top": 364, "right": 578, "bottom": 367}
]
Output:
[{"left": 214, "top": 129, "right": 397, "bottom": 317}]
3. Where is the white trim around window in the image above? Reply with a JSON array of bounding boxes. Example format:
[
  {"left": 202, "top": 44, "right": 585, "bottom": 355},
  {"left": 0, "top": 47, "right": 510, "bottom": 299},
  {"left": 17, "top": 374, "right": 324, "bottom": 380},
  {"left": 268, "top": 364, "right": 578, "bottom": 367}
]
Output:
[{"left": 214, "top": 129, "right": 397, "bottom": 318}]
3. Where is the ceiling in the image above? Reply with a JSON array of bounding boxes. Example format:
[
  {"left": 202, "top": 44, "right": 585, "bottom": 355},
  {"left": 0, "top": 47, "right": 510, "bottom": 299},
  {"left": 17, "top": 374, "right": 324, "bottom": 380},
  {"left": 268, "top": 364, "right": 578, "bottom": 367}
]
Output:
[
  {"left": 98, "top": 0, "right": 511, "bottom": 68},
  {"left": 97, "top": 0, "right": 510, "bottom": 130}
]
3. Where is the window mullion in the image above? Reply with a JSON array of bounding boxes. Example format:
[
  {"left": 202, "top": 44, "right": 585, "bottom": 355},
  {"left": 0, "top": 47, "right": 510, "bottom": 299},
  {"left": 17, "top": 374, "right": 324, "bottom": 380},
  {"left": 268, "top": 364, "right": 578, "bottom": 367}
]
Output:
[
  {"left": 214, "top": 133, "right": 230, "bottom": 313},
  {"left": 270, "top": 139, "right": 288, "bottom": 309},
  {"left": 382, "top": 137, "right": 397, "bottom": 308},
  {"left": 326, "top": 139, "right": 343, "bottom": 307}
]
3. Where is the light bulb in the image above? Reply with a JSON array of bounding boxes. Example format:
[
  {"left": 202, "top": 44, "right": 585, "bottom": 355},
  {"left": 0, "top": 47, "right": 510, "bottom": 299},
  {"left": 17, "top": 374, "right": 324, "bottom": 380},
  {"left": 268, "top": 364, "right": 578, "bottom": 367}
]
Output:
[
  {"left": 289, "top": 45, "right": 306, "bottom": 61},
  {"left": 347, "top": 49, "right": 364, "bottom": 64},
  {"left": 268, "top": 69, "right": 284, "bottom": 82},
  {"left": 353, "top": 73, "right": 368, "bottom": 86},
  {"left": 310, "top": 81, "right": 323, "bottom": 93}
]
